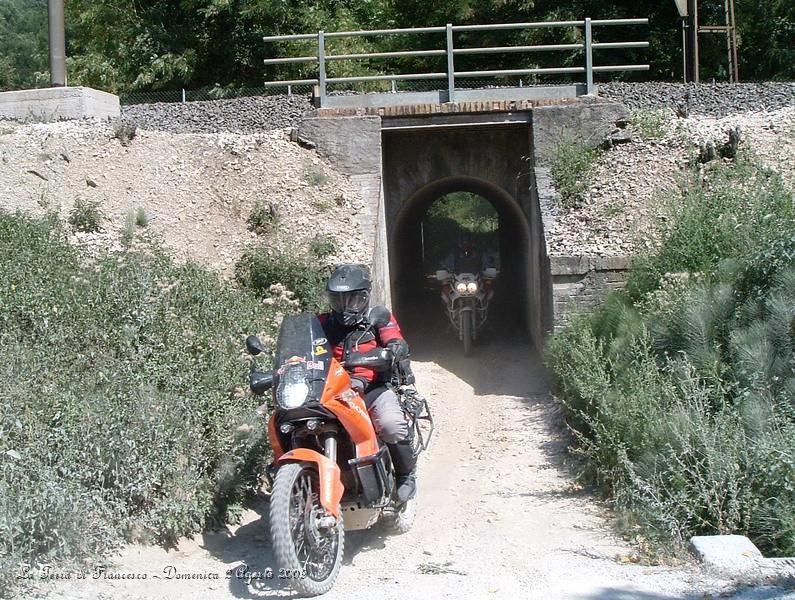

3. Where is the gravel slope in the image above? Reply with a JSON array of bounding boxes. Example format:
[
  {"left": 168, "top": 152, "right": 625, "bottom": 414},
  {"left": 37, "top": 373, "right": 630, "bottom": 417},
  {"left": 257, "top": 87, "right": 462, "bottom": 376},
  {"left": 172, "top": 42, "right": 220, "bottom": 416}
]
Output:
[{"left": 0, "top": 120, "right": 367, "bottom": 276}]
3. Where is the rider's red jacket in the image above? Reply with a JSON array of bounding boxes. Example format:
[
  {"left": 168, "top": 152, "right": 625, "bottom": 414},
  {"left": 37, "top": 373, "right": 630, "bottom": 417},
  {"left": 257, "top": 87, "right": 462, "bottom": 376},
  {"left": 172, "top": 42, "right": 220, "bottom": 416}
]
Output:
[{"left": 317, "top": 311, "right": 405, "bottom": 386}]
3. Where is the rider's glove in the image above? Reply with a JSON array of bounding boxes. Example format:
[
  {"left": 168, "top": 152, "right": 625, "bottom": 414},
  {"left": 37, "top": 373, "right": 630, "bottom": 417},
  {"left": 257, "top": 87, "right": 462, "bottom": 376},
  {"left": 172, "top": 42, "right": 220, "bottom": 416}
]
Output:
[{"left": 386, "top": 339, "right": 409, "bottom": 361}]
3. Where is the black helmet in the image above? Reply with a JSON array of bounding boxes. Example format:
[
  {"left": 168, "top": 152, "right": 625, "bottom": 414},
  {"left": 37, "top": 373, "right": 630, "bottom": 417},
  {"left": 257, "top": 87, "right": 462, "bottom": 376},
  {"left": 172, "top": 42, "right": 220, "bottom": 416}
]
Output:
[{"left": 326, "top": 264, "right": 372, "bottom": 326}]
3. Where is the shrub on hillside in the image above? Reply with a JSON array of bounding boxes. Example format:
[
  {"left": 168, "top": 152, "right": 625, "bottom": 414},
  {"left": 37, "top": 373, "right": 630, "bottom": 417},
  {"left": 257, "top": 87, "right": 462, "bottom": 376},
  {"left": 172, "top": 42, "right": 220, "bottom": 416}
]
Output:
[
  {"left": 546, "top": 155, "right": 795, "bottom": 557},
  {"left": 235, "top": 245, "right": 326, "bottom": 311},
  {"left": 627, "top": 157, "right": 794, "bottom": 300},
  {"left": 0, "top": 211, "right": 278, "bottom": 596},
  {"left": 68, "top": 197, "right": 103, "bottom": 232},
  {"left": 548, "top": 139, "right": 599, "bottom": 210}
]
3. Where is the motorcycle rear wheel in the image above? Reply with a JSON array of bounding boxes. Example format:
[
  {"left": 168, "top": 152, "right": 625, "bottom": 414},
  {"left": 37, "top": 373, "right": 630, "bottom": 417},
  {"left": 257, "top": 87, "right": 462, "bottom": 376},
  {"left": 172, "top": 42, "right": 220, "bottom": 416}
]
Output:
[
  {"left": 270, "top": 462, "right": 344, "bottom": 596},
  {"left": 461, "top": 312, "right": 473, "bottom": 357}
]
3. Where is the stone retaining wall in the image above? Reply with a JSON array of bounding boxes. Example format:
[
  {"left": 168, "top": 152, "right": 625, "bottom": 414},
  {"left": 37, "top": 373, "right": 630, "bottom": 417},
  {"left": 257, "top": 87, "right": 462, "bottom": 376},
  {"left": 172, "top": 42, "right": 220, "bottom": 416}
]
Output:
[{"left": 549, "top": 256, "right": 631, "bottom": 330}]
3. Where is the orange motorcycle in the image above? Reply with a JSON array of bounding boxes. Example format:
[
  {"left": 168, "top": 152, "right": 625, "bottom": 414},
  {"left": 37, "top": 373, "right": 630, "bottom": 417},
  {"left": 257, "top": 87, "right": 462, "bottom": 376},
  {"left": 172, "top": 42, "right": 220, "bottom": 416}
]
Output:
[{"left": 245, "top": 309, "right": 432, "bottom": 596}]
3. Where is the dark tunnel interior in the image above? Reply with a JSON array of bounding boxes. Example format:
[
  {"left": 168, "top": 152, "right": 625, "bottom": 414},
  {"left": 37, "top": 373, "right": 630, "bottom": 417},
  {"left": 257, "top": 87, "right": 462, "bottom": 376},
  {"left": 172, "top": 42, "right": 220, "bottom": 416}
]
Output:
[{"left": 389, "top": 176, "right": 532, "bottom": 344}]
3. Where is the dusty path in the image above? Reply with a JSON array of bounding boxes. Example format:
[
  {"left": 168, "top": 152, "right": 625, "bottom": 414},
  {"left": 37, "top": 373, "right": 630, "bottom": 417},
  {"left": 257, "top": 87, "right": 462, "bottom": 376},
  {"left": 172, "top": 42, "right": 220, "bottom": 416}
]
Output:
[{"left": 32, "top": 332, "right": 751, "bottom": 600}]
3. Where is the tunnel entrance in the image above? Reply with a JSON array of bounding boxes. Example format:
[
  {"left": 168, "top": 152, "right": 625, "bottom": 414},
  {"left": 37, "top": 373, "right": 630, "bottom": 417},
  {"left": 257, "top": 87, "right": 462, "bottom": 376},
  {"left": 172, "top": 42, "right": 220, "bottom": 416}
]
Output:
[
  {"left": 381, "top": 125, "right": 552, "bottom": 351},
  {"left": 390, "top": 176, "right": 532, "bottom": 343}
]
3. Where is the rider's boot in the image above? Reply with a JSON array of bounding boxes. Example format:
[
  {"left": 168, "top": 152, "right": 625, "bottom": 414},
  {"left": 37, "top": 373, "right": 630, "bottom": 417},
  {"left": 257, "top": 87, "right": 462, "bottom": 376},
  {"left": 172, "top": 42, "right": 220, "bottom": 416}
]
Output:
[{"left": 388, "top": 439, "right": 417, "bottom": 502}]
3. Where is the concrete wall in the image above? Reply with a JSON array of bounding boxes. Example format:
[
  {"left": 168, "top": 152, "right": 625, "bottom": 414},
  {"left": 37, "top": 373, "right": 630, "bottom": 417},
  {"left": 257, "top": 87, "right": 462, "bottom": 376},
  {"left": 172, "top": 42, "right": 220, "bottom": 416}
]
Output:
[
  {"left": 531, "top": 99, "right": 633, "bottom": 335},
  {"left": 297, "top": 115, "right": 392, "bottom": 308},
  {"left": 0, "top": 87, "right": 120, "bottom": 121},
  {"left": 531, "top": 98, "right": 628, "bottom": 164},
  {"left": 550, "top": 256, "right": 630, "bottom": 330}
]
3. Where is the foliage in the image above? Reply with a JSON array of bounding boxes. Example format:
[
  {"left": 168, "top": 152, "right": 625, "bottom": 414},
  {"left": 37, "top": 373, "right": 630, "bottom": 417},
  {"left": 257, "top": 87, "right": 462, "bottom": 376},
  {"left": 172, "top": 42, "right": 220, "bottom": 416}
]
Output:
[
  {"left": 303, "top": 164, "right": 329, "bottom": 188},
  {"left": 630, "top": 108, "right": 666, "bottom": 140},
  {"left": 0, "top": 0, "right": 48, "bottom": 91},
  {"left": 426, "top": 192, "right": 498, "bottom": 234},
  {"left": 546, "top": 155, "right": 795, "bottom": 556},
  {"left": 2, "top": 0, "right": 792, "bottom": 95},
  {"left": 135, "top": 207, "right": 149, "bottom": 228},
  {"left": 422, "top": 192, "right": 499, "bottom": 272},
  {"left": 235, "top": 245, "right": 326, "bottom": 311},
  {"left": 549, "top": 139, "right": 599, "bottom": 210},
  {"left": 627, "top": 156, "right": 795, "bottom": 300},
  {"left": 309, "top": 238, "right": 336, "bottom": 259},
  {"left": 0, "top": 211, "right": 276, "bottom": 596},
  {"left": 68, "top": 198, "right": 103, "bottom": 233},
  {"left": 247, "top": 201, "right": 278, "bottom": 234}
]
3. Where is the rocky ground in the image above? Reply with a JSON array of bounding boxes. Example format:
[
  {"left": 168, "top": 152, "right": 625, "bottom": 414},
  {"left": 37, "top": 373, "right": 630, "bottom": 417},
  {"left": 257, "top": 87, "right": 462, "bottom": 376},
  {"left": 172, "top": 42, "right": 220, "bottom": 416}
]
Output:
[
  {"left": 121, "top": 94, "right": 312, "bottom": 135},
  {"left": 599, "top": 82, "right": 795, "bottom": 117},
  {"left": 545, "top": 102, "right": 795, "bottom": 258},
  {"left": 0, "top": 119, "right": 368, "bottom": 277}
]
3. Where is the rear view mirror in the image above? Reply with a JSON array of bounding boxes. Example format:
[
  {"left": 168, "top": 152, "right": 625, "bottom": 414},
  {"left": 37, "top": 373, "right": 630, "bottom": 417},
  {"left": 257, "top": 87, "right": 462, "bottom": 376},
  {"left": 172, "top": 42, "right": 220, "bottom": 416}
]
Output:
[
  {"left": 436, "top": 269, "right": 450, "bottom": 281},
  {"left": 483, "top": 267, "right": 498, "bottom": 279},
  {"left": 246, "top": 335, "right": 266, "bottom": 356},
  {"left": 368, "top": 306, "right": 392, "bottom": 328}
]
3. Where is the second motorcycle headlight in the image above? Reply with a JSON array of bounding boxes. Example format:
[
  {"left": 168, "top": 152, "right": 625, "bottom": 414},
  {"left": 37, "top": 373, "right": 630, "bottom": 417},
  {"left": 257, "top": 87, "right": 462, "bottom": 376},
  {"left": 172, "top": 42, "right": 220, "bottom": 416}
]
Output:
[
  {"left": 455, "top": 282, "right": 467, "bottom": 294},
  {"left": 466, "top": 281, "right": 478, "bottom": 293}
]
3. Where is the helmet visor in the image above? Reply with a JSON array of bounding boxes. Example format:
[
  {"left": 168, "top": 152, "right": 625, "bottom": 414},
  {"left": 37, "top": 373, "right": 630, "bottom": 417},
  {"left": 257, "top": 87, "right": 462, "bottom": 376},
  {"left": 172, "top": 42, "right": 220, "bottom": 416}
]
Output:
[{"left": 328, "top": 290, "right": 369, "bottom": 314}]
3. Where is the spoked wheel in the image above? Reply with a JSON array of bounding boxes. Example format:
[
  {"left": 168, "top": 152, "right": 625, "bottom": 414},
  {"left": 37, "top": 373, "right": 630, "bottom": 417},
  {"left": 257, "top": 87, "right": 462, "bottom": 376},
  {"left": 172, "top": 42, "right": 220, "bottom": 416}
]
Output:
[
  {"left": 461, "top": 312, "right": 473, "bottom": 357},
  {"left": 270, "top": 463, "right": 344, "bottom": 596}
]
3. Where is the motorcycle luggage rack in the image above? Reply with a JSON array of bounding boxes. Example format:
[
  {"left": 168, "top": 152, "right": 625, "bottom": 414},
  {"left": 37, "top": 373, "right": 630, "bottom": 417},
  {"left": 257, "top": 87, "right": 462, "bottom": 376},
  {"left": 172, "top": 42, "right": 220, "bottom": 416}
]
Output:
[{"left": 398, "top": 387, "right": 434, "bottom": 457}]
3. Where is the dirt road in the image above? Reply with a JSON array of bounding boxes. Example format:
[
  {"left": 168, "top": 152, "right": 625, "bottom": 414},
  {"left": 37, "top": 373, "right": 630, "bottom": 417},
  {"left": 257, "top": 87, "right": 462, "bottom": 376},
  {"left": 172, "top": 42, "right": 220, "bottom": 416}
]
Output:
[{"left": 32, "top": 333, "right": 754, "bottom": 600}]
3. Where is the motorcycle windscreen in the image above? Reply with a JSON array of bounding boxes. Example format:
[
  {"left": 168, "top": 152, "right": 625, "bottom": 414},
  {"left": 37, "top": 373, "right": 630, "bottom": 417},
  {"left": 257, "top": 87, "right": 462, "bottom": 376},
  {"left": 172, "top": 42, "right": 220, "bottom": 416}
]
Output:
[{"left": 274, "top": 312, "right": 332, "bottom": 402}]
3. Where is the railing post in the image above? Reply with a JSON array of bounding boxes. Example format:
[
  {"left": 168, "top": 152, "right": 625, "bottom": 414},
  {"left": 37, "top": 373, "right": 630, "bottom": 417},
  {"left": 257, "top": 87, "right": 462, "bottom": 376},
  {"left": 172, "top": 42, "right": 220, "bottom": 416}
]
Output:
[
  {"left": 584, "top": 17, "right": 594, "bottom": 95},
  {"left": 318, "top": 30, "right": 327, "bottom": 106},
  {"left": 446, "top": 23, "right": 455, "bottom": 103}
]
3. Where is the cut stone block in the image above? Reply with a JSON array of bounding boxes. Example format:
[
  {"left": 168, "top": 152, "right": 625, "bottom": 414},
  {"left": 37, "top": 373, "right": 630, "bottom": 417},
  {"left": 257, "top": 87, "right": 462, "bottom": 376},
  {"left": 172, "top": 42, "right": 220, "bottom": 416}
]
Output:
[
  {"left": 690, "top": 535, "right": 763, "bottom": 575},
  {"left": 0, "top": 86, "right": 120, "bottom": 122}
]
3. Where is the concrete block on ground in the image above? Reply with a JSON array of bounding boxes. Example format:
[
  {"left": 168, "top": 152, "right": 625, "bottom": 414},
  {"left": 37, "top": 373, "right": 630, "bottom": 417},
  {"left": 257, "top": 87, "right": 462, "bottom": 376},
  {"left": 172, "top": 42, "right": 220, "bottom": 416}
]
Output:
[
  {"left": 690, "top": 535, "right": 763, "bottom": 575},
  {"left": 0, "top": 86, "right": 120, "bottom": 122}
]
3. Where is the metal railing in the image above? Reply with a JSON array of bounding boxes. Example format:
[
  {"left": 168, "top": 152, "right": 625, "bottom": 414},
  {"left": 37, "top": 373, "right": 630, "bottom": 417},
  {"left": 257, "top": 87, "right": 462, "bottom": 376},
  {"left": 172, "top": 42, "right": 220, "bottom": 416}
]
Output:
[{"left": 261, "top": 18, "right": 649, "bottom": 106}]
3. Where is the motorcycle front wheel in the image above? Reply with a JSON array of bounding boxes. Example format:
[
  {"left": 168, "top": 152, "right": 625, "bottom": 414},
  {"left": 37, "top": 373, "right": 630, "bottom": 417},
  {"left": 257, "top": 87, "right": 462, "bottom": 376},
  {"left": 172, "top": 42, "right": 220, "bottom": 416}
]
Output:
[
  {"left": 461, "top": 311, "right": 473, "bottom": 357},
  {"left": 269, "top": 462, "right": 344, "bottom": 596}
]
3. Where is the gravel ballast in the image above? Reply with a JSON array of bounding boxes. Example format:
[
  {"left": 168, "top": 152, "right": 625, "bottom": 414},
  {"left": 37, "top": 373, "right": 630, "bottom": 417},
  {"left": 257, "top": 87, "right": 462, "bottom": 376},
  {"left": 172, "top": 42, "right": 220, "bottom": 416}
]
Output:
[
  {"left": 122, "top": 94, "right": 312, "bottom": 134},
  {"left": 599, "top": 81, "right": 795, "bottom": 117}
]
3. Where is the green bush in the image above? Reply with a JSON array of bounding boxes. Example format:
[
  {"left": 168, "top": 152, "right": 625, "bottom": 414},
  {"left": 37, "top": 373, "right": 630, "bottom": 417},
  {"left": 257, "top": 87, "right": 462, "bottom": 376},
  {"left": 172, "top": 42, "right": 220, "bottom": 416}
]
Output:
[
  {"left": 246, "top": 202, "right": 277, "bottom": 234},
  {"left": 235, "top": 245, "right": 326, "bottom": 311},
  {"left": 630, "top": 108, "right": 667, "bottom": 140},
  {"left": 68, "top": 197, "right": 103, "bottom": 233},
  {"left": 135, "top": 207, "right": 149, "bottom": 228},
  {"left": 546, "top": 155, "right": 795, "bottom": 557},
  {"left": 0, "top": 211, "right": 277, "bottom": 596},
  {"left": 309, "top": 238, "right": 336, "bottom": 259},
  {"left": 627, "top": 156, "right": 795, "bottom": 300},
  {"left": 548, "top": 139, "right": 599, "bottom": 210}
]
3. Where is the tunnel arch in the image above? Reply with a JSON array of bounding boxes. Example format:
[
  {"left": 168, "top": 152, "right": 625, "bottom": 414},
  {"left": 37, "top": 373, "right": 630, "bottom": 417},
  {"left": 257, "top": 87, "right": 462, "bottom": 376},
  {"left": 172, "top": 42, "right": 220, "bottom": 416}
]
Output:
[
  {"left": 380, "top": 124, "right": 552, "bottom": 350},
  {"left": 389, "top": 175, "right": 534, "bottom": 338}
]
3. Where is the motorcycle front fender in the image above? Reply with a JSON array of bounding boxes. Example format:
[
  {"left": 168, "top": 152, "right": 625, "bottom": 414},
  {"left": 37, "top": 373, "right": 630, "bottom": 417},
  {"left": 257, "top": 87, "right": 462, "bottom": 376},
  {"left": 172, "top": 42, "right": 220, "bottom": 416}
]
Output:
[{"left": 277, "top": 448, "right": 344, "bottom": 518}]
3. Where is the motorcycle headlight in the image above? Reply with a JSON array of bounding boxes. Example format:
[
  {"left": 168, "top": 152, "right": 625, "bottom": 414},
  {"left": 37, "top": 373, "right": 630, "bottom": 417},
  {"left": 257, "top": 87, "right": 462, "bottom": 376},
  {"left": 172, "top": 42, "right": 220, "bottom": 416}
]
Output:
[
  {"left": 466, "top": 281, "right": 478, "bottom": 293},
  {"left": 276, "top": 364, "right": 309, "bottom": 409},
  {"left": 455, "top": 282, "right": 467, "bottom": 294}
]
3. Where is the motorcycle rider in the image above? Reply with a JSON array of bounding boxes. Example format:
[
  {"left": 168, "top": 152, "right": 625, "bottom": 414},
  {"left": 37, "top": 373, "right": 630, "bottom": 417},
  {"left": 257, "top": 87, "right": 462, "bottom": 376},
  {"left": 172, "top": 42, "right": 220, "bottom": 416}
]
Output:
[
  {"left": 442, "top": 231, "right": 481, "bottom": 274},
  {"left": 317, "top": 264, "right": 417, "bottom": 502}
]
